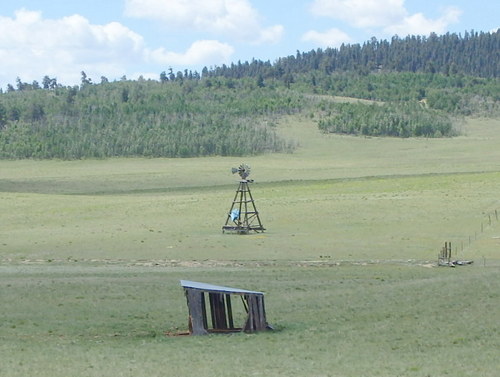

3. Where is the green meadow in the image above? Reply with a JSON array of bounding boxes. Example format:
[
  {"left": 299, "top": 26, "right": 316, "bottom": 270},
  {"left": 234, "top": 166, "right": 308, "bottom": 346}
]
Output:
[{"left": 1, "top": 116, "right": 499, "bottom": 376}]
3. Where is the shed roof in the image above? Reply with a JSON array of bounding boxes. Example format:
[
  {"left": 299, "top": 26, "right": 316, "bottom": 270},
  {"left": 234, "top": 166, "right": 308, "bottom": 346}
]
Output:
[{"left": 180, "top": 280, "right": 264, "bottom": 295}]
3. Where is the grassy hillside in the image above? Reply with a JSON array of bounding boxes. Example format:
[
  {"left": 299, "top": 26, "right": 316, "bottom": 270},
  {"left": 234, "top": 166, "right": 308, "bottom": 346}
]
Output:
[
  {"left": 1, "top": 72, "right": 498, "bottom": 159},
  {"left": 2, "top": 116, "right": 500, "bottom": 262},
  {"left": 1, "top": 115, "right": 499, "bottom": 377}
]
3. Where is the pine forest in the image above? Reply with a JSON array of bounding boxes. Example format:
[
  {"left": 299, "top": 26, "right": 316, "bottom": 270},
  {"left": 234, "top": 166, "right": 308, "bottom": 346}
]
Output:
[{"left": 0, "top": 30, "right": 498, "bottom": 159}]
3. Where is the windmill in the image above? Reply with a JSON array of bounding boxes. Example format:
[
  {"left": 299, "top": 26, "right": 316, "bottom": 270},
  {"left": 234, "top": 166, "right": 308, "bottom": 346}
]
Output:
[{"left": 222, "top": 164, "right": 265, "bottom": 234}]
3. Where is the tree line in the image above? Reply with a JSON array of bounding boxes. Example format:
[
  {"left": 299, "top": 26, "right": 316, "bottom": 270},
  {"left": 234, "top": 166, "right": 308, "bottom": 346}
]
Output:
[
  {"left": 0, "top": 30, "right": 499, "bottom": 159},
  {"left": 207, "top": 30, "right": 499, "bottom": 80},
  {"left": 317, "top": 101, "right": 454, "bottom": 138},
  {"left": 5, "top": 29, "right": 497, "bottom": 93},
  {"left": 0, "top": 77, "right": 301, "bottom": 159}
]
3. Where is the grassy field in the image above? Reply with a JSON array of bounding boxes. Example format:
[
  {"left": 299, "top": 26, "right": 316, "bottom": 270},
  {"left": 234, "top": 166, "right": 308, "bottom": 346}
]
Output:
[
  {"left": 1, "top": 115, "right": 499, "bottom": 376},
  {"left": 1, "top": 263, "right": 498, "bottom": 377}
]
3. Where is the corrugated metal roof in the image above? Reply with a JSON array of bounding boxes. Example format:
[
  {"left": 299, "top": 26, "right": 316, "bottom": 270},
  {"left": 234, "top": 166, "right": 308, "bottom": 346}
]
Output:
[{"left": 180, "top": 280, "right": 264, "bottom": 295}]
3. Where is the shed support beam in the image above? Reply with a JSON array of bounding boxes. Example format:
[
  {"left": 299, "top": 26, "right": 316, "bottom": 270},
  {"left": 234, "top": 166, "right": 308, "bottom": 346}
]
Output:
[{"left": 185, "top": 289, "right": 208, "bottom": 335}]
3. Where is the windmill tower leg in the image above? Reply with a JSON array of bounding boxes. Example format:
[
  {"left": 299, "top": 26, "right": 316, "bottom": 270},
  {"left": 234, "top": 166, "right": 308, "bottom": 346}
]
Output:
[
  {"left": 244, "top": 182, "right": 265, "bottom": 232},
  {"left": 223, "top": 180, "right": 265, "bottom": 234}
]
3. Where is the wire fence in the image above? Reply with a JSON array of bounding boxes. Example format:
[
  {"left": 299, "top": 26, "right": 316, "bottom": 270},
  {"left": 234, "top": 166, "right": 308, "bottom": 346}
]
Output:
[{"left": 439, "top": 208, "right": 499, "bottom": 266}]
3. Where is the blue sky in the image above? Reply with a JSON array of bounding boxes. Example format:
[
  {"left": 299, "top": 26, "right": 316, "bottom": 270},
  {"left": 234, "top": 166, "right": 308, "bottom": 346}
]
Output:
[{"left": 0, "top": 0, "right": 498, "bottom": 88}]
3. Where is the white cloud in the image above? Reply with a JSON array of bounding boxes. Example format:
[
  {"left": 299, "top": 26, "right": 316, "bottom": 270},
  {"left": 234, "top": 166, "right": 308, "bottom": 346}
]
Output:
[
  {"left": 310, "top": 0, "right": 462, "bottom": 36},
  {"left": 124, "top": 0, "right": 283, "bottom": 44},
  {"left": 149, "top": 40, "right": 235, "bottom": 66},
  {"left": 302, "top": 28, "right": 352, "bottom": 48},
  {"left": 310, "top": 0, "right": 407, "bottom": 28},
  {"left": 0, "top": 9, "right": 145, "bottom": 85},
  {"left": 255, "top": 25, "right": 285, "bottom": 45},
  {"left": 384, "top": 7, "right": 462, "bottom": 36}
]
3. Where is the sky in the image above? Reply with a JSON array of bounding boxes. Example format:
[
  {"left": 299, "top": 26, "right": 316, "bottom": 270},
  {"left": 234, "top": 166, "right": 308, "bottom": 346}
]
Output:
[{"left": 0, "top": 0, "right": 498, "bottom": 88}]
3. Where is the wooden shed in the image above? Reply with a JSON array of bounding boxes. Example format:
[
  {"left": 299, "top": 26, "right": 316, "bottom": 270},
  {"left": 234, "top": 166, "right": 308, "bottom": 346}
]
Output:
[{"left": 180, "top": 280, "right": 270, "bottom": 335}]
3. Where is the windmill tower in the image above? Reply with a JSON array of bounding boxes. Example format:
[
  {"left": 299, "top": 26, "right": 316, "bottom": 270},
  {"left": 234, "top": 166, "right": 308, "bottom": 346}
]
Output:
[{"left": 222, "top": 164, "right": 265, "bottom": 234}]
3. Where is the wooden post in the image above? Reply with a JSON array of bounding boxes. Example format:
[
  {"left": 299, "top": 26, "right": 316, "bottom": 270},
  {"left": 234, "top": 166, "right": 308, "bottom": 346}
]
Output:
[
  {"left": 256, "top": 295, "right": 267, "bottom": 330},
  {"left": 208, "top": 293, "right": 216, "bottom": 328},
  {"left": 226, "top": 294, "right": 234, "bottom": 329},
  {"left": 186, "top": 289, "right": 209, "bottom": 335},
  {"left": 244, "top": 295, "right": 254, "bottom": 332},
  {"left": 201, "top": 292, "right": 208, "bottom": 330}
]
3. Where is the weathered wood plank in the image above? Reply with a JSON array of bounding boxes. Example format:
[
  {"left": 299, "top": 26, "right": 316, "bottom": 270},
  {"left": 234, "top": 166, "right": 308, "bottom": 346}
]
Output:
[{"left": 185, "top": 289, "right": 208, "bottom": 335}]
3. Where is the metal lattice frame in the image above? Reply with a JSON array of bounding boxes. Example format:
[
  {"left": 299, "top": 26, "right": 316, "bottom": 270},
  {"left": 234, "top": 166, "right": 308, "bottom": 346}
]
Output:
[{"left": 222, "top": 179, "right": 265, "bottom": 234}]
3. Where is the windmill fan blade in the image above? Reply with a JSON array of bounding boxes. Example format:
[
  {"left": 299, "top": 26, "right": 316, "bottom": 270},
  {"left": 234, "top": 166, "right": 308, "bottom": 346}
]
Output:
[
  {"left": 231, "top": 163, "right": 251, "bottom": 179},
  {"left": 238, "top": 164, "right": 251, "bottom": 179}
]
